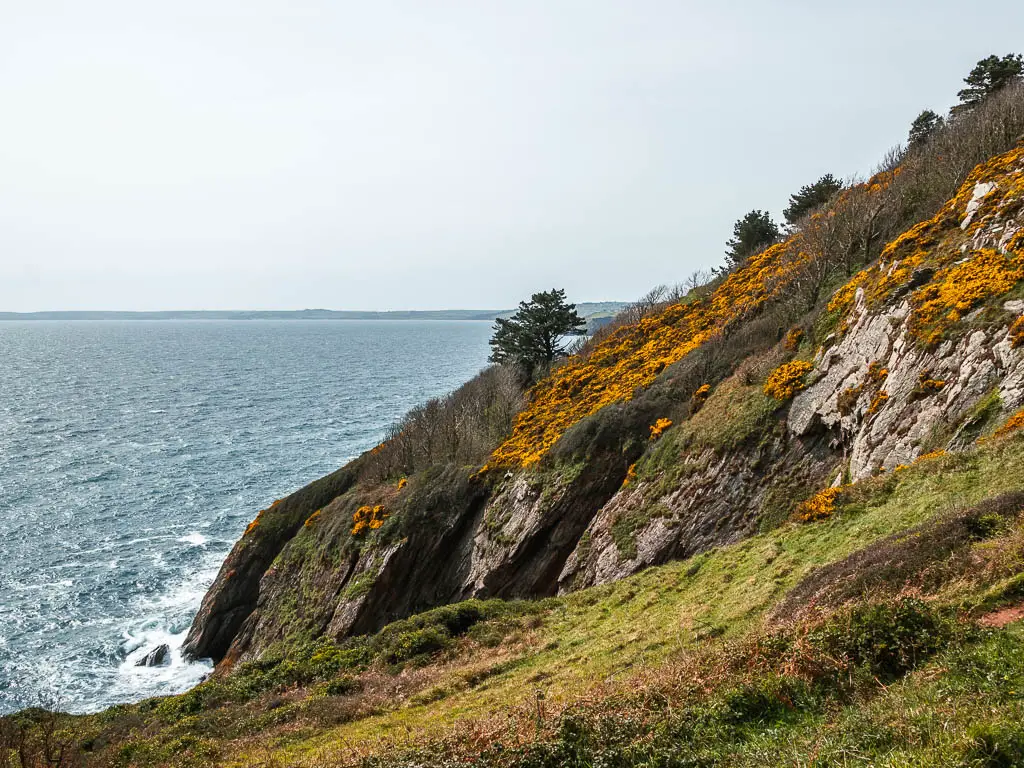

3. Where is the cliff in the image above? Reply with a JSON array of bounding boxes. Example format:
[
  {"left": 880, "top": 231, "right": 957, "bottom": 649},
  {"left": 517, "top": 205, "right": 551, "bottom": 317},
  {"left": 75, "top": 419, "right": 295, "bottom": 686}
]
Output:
[{"left": 183, "top": 138, "right": 1024, "bottom": 671}]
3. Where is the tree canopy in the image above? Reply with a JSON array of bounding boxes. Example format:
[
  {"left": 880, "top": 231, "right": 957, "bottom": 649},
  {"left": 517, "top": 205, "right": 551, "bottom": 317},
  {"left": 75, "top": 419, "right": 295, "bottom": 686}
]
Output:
[
  {"left": 952, "top": 53, "right": 1023, "bottom": 116},
  {"left": 489, "top": 289, "right": 585, "bottom": 377},
  {"left": 782, "top": 174, "right": 844, "bottom": 227},
  {"left": 907, "top": 109, "right": 944, "bottom": 149},
  {"left": 725, "top": 210, "right": 780, "bottom": 269}
]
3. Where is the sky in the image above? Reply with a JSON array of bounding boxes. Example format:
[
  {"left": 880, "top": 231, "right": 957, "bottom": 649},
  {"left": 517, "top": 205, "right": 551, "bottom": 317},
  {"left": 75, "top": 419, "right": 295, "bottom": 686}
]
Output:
[{"left": 1, "top": 2, "right": 1023, "bottom": 312}]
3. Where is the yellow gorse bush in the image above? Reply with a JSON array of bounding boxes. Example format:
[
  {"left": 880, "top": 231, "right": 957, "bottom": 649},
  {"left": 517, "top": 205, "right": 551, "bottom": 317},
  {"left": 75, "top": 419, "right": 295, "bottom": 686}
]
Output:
[
  {"left": 1009, "top": 315, "right": 1024, "bottom": 348},
  {"left": 829, "top": 145, "right": 1024, "bottom": 345},
  {"left": 798, "top": 487, "right": 844, "bottom": 522},
  {"left": 351, "top": 505, "right": 389, "bottom": 536},
  {"left": 784, "top": 327, "right": 805, "bottom": 351},
  {"left": 649, "top": 418, "right": 673, "bottom": 440},
  {"left": 764, "top": 360, "right": 815, "bottom": 401},
  {"left": 689, "top": 383, "right": 713, "bottom": 414},
  {"left": 622, "top": 463, "right": 637, "bottom": 488},
  {"left": 868, "top": 391, "right": 890, "bottom": 415},
  {"left": 913, "top": 370, "right": 946, "bottom": 397},
  {"left": 909, "top": 248, "right": 1024, "bottom": 347},
  {"left": 485, "top": 234, "right": 837, "bottom": 467},
  {"left": 994, "top": 408, "right": 1024, "bottom": 439}
]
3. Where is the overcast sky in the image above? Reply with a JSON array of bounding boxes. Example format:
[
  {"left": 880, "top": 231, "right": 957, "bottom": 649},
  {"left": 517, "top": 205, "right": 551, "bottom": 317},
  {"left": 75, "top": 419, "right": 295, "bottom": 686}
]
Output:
[{"left": 1, "top": 2, "right": 1022, "bottom": 312}]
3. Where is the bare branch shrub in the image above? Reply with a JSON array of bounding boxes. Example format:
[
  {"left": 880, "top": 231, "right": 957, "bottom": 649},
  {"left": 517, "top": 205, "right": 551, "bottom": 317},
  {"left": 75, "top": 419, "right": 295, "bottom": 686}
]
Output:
[
  {"left": 785, "top": 82, "right": 1024, "bottom": 310},
  {"left": 0, "top": 709, "right": 81, "bottom": 768},
  {"left": 360, "top": 365, "right": 525, "bottom": 481}
]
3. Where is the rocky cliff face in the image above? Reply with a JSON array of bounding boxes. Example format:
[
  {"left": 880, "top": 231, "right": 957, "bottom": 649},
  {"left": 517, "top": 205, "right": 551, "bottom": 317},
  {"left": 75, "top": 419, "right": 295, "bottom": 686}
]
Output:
[{"left": 185, "top": 143, "right": 1024, "bottom": 668}]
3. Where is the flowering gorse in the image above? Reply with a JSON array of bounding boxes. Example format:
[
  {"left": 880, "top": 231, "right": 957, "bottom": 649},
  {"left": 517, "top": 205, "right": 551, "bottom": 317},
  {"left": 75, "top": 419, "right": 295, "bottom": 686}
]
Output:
[
  {"left": 485, "top": 236, "right": 827, "bottom": 468},
  {"left": 649, "top": 418, "right": 673, "bottom": 440},
  {"left": 1010, "top": 315, "right": 1024, "bottom": 348},
  {"left": 828, "top": 145, "right": 1024, "bottom": 347},
  {"left": 764, "top": 360, "right": 814, "bottom": 401},
  {"left": 797, "top": 487, "right": 844, "bottom": 522},
  {"left": 351, "top": 505, "right": 389, "bottom": 536},
  {"left": 994, "top": 408, "right": 1024, "bottom": 439}
]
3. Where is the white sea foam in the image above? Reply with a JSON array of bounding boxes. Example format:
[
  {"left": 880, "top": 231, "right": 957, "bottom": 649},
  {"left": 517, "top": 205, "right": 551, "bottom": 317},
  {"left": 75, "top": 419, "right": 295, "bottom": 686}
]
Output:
[
  {"left": 178, "top": 532, "right": 208, "bottom": 547},
  {"left": 109, "top": 557, "right": 223, "bottom": 703},
  {"left": 115, "top": 625, "right": 212, "bottom": 700}
]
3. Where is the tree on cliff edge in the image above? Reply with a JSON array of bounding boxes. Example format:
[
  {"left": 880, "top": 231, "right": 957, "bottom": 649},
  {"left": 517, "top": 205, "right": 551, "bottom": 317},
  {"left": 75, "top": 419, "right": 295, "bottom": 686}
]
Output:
[
  {"left": 489, "top": 289, "right": 585, "bottom": 378},
  {"left": 783, "top": 174, "right": 844, "bottom": 227},
  {"left": 952, "top": 54, "right": 1023, "bottom": 116},
  {"left": 724, "top": 210, "right": 780, "bottom": 269},
  {"left": 908, "top": 109, "right": 944, "bottom": 149}
]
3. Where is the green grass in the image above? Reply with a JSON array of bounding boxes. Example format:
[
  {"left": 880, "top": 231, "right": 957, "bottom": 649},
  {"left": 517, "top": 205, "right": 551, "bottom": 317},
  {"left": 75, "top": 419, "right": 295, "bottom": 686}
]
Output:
[
  {"left": 8, "top": 434, "right": 1024, "bottom": 767},
  {"left": 264, "top": 434, "right": 1024, "bottom": 762}
]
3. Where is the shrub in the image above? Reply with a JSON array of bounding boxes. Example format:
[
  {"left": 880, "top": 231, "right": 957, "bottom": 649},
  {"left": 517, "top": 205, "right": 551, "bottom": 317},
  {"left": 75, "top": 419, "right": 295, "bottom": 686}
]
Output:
[
  {"left": 963, "top": 723, "right": 1024, "bottom": 768},
  {"left": 351, "top": 504, "right": 388, "bottom": 536},
  {"left": 776, "top": 492, "right": 1024, "bottom": 619},
  {"left": 648, "top": 418, "right": 673, "bottom": 440},
  {"left": 720, "top": 675, "right": 815, "bottom": 726},
  {"left": 867, "top": 390, "right": 889, "bottom": 415},
  {"left": 837, "top": 385, "right": 862, "bottom": 416},
  {"left": 690, "top": 383, "right": 712, "bottom": 412},
  {"left": 796, "top": 486, "right": 844, "bottom": 522},
  {"left": 380, "top": 627, "right": 451, "bottom": 665},
  {"left": 1010, "top": 314, "right": 1024, "bottom": 347},
  {"left": 909, "top": 248, "right": 1024, "bottom": 347},
  {"left": 910, "top": 369, "right": 946, "bottom": 400},
  {"left": 784, "top": 327, "right": 805, "bottom": 351},
  {"left": 764, "top": 360, "right": 814, "bottom": 401},
  {"left": 994, "top": 407, "right": 1024, "bottom": 439},
  {"left": 808, "top": 599, "right": 951, "bottom": 681}
]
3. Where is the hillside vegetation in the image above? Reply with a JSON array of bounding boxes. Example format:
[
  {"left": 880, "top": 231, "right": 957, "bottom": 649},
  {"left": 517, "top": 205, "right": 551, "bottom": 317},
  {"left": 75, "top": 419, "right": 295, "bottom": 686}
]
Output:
[
  {"left": 6, "top": 66, "right": 1024, "bottom": 768},
  {"left": 9, "top": 432, "right": 1024, "bottom": 766}
]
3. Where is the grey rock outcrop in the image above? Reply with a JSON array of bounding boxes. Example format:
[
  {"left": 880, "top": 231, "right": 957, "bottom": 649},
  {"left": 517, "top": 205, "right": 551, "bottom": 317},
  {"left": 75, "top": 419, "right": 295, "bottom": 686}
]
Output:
[{"left": 135, "top": 644, "right": 170, "bottom": 667}]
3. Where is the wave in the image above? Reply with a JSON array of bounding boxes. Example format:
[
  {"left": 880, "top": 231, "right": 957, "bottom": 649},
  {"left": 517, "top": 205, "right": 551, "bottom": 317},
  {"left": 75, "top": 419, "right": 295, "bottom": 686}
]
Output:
[{"left": 113, "top": 624, "right": 212, "bottom": 702}]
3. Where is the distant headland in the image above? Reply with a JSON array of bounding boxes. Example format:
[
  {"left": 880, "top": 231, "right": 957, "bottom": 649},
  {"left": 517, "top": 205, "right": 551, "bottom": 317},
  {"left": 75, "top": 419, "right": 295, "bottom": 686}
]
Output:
[{"left": 0, "top": 303, "right": 624, "bottom": 323}]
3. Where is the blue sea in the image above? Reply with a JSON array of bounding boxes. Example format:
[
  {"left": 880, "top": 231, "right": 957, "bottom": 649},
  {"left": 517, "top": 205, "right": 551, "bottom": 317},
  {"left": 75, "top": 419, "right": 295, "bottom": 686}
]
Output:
[{"left": 0, "top": 320, "right": 493, "bottom": 714}]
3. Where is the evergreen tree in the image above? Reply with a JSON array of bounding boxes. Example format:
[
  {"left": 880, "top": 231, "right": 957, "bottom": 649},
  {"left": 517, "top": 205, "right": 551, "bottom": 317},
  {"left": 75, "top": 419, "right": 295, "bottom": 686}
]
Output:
[
  {"left": 782, "top": 174, "right": 844, "bottom": 227},
  {"left": 725, "top": 210, "right": 780, "bottom": 269},
  {"left": 907, "top": 109, "right": 944, "bottom": 149},
  {"left": 489, "top": 289, "right": 585, "bottom": 377},
  {"left": 952, "top": 53, "right": 1023, "bottom": 116}
]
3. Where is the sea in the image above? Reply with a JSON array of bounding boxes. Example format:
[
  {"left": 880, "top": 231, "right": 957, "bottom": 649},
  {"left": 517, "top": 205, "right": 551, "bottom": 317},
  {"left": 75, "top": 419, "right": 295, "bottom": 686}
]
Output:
[{"left": 0, "top": 319, "right": 493, "bottom": 715}]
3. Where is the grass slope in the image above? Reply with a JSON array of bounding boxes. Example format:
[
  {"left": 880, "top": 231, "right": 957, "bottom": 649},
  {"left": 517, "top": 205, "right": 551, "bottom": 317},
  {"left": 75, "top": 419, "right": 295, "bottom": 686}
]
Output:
[{"left": 11, "top": 430, "right": 1024, "bottom": 767}]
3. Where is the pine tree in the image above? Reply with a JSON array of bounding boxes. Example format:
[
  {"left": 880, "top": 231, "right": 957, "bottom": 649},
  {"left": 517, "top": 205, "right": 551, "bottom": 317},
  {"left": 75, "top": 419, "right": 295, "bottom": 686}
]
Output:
[
  {"left": 907, "top": 109, "right": 944, "bottom": 149},
  {"left": 782, "top": 175, "right": 844, "bottom": 227},
  {"left": 952, "top": 53, "right": 1023, "bottom": 116},
  {"left": 724, "top": 210, "right": 780, "bottom": 269},
  {"left": 489, "top": 289, "right": 585, "bottom": 377}
]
